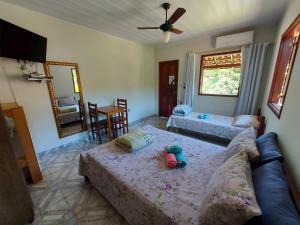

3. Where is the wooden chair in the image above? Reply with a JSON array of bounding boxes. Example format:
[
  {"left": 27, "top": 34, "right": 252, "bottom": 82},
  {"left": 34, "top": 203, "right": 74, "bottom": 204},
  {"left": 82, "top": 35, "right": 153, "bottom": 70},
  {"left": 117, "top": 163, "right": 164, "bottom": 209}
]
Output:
[
  {"left": 115, "top": 98, "right": 129, "bottom": 134},
  {"left": 88, "top": 102, "right": 107, "bottom": 143}
]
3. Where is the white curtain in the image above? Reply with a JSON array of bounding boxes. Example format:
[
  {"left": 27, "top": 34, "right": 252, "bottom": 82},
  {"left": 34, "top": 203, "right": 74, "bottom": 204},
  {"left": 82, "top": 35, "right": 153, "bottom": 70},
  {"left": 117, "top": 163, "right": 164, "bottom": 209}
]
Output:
[
  {"left": 234, "top": 43, "right": 269, "bottom": 115},
  {"left": 184, "top": 52, "right": 196, "bottom": 107}
]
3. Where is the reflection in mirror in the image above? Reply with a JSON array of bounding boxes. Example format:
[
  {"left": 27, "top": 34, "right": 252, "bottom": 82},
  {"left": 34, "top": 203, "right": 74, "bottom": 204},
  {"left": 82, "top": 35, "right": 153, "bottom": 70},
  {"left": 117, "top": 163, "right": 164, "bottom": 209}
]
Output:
[{"left": 44, "top": 61, "right": 87, "bottom": 138}]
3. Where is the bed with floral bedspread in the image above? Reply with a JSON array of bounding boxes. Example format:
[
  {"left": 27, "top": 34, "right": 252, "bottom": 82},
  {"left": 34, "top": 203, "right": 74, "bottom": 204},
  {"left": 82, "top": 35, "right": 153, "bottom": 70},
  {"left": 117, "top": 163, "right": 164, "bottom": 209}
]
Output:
[{"left": 79, "top": 125, "right": 226, "bottom": 225}]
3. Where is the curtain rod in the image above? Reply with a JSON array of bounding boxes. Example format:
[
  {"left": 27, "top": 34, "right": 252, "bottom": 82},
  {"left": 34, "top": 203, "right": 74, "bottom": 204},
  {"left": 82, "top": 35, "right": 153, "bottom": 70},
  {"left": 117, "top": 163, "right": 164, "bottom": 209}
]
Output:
[{"left": 193, "top": 47, "right": 241, "bottom": 55}]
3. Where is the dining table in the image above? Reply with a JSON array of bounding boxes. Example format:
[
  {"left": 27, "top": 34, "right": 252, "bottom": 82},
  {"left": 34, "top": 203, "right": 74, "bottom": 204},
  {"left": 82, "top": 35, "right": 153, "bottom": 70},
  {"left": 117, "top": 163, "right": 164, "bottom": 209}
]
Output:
[{"left": 97, "top": 105, "right": 125, "bottom": 141}]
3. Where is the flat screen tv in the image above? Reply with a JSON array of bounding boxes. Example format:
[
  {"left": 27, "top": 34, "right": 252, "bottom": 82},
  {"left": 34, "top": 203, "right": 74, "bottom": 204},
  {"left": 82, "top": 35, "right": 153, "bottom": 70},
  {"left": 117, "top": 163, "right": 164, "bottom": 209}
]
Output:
[{"left": 0, "top": 19, "right": 47, "bottom": 63}]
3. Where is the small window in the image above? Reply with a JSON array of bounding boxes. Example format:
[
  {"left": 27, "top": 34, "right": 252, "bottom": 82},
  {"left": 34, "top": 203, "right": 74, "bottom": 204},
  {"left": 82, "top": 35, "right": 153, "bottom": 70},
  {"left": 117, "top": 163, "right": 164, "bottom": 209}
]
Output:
[
  {"left": 198, "top": 51, "right": 241, "bottom": 96},
  {"left": 268, "top": 15, "right": 300, "bottom": 118},
  {"left": 71, "top": 68, "right": 80, "bottom": 93}
]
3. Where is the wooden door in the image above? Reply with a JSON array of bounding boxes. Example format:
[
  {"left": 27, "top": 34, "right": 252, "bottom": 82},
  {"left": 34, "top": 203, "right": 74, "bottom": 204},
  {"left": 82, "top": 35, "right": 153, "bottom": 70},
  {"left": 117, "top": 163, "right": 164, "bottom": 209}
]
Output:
[
  {"left": 0, "top": 106, "right": 34, "bottom": 225},
  {"left": 159, "top": 60, "right": 178, "bottom": 117}
]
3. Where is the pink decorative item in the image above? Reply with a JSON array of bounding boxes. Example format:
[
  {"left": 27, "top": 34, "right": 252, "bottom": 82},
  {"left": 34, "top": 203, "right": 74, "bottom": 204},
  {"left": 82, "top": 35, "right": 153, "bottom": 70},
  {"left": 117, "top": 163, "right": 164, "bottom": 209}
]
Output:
[{"left": 164, "top": 151, "right": 177, "bottom": 169}]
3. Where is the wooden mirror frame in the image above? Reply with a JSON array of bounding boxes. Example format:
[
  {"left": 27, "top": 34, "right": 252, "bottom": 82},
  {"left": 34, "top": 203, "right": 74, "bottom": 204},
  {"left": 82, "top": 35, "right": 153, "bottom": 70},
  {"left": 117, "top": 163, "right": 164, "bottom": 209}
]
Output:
[{"left": 44, "top": 61, "right": 87, "bottom": 138}]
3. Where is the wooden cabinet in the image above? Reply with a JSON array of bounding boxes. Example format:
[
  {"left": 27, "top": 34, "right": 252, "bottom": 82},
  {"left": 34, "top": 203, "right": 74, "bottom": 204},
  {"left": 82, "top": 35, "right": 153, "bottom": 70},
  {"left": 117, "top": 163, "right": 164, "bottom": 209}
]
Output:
[
  {"left": 0, "top": 105, "right": 35, "bottom": 224},
  {"left": 2, "top": 102, "right": 42, "bottom": 183}
]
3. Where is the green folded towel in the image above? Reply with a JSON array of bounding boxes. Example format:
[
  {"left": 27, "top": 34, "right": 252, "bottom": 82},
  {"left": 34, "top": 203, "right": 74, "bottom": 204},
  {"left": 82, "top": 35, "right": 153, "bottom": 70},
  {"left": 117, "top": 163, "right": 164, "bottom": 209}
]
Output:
[
  {"left": 165, "top": 144, "right": 182, "bottom": 154},
  {"left": 115, "top": 129, "right": 154, "bottom": 152},
  {"left": 175, "top": 152, "right": 187, "bottom": 168}
]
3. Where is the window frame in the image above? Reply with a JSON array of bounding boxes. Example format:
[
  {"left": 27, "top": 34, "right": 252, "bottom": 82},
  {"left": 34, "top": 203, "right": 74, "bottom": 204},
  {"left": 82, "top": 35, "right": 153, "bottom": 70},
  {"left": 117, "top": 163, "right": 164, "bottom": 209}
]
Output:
[
  {"left": 268, "top": 14, "right": 300, "bottom": 119},
  {"left": 198, "top": 50, "right": 241, "bottom": 97}
]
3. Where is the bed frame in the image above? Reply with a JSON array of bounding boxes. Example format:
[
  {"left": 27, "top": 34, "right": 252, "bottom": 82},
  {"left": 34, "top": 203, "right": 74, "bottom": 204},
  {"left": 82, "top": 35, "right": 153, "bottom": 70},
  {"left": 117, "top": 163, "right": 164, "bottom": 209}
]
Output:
[
  {"left": 256, "top": 108, "right": 266, "bottom": 137},
  {"left": 284, "top": 164, "right": 300, "bottom": 214}
]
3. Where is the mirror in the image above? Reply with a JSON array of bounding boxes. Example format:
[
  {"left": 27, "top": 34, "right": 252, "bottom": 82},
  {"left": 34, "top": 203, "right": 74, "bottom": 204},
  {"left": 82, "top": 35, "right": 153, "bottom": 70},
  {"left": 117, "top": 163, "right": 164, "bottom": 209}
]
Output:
[{"left": 44, "top": 61, "right": 87, "bottom": 138}]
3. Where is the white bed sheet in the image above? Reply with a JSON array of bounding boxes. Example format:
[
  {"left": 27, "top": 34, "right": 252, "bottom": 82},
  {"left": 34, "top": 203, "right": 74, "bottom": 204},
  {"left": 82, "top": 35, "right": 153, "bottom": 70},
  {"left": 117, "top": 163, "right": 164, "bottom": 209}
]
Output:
[{"left": 167, "top": 112, "right": 245, "bottom": 140}]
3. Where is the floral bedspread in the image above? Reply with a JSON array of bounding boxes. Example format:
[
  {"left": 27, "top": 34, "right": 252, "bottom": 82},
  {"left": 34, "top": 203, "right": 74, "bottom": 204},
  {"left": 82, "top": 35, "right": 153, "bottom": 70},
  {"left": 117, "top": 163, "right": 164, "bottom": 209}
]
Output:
[
  {"left": 79, "top": 125, "right": 226, "bottom": 225},
  {"left": 166, "top": 112, "right": 245, "bottom": 140}
]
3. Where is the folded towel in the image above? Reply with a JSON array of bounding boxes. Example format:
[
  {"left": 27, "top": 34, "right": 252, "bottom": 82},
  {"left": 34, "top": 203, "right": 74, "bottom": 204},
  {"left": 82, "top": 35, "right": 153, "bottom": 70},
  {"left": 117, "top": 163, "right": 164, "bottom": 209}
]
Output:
[
  {"left": 165, "top": 144, "right": 182, "bottom": 154},
  {"left": 115, "top": 129, "right": 154, "bottom": 152},
  {"left": 164, "top": 151, "right": 177, "bottom": 169},
  {"left": 172, "top": 104, "right": 192, "bottom": 117},
  {"left": 198, "top": 113, "right": 209, "bottom": 120},
  {"left": 175, "top": 152, "right": 187, "bottom": 168}
]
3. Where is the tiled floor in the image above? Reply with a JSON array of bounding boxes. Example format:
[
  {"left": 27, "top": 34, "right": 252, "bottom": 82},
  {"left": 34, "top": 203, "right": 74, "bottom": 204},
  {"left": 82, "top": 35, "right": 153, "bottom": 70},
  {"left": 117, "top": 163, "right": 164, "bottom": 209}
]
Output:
[
  {"left": 29, "top": 116, "right": 226, "bottom": 225},
  {"left": 29, "top": 116, "right": 167, "bottom": 225}
]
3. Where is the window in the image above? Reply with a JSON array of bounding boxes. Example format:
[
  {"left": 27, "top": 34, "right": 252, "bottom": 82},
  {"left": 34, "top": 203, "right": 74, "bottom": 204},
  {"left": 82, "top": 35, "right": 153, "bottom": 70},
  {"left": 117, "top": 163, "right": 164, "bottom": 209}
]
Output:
[
  {"left": 198, "top": 51, "right": 241, "bottom": 96},
  {"left": 268, "top": 15, "right": 300, "bottom": 118},
  {"left": 71, "top": 68, "right": 80, "bottom": 93}
]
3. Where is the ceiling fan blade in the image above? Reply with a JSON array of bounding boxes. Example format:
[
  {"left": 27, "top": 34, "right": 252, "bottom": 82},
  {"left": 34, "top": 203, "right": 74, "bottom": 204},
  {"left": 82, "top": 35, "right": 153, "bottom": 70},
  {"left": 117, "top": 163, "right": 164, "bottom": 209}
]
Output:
[
  {"left": 167, "top": 8, "right": 186, "bottom": 24},
  {"left": 170, "top": 28, "right": 183, "bottom": 34},
  {"left": 137, "top": 27, "right": 159, "bottom": 30}
]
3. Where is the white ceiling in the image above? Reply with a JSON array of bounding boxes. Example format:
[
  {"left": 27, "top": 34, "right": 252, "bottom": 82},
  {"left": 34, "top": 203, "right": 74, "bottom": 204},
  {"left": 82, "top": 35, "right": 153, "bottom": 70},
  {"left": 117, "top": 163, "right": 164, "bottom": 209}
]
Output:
[{"left": 2, "top": 0, "right": 290, "bottom": 45}]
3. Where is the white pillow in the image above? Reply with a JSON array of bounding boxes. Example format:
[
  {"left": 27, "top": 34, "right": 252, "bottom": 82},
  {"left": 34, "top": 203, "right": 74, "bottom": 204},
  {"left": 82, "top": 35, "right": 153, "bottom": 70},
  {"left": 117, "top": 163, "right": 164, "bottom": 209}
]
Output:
[
  {"left": 225, "top": 127, "right": 259, "bottom": 162},
  {"left": 232, "top": 115, "right": 260, "bottom": 129},
  {"left": 57, "top": 96, "right": 76, "bottom": 107}
]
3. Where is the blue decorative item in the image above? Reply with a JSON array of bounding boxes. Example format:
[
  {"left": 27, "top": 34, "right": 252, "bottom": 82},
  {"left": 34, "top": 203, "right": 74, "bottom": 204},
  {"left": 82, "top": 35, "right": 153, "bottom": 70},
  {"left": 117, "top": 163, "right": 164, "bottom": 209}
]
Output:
[
  {"left": 198, "top": 113, "right": 209, "bottom": 120},
  {"left": 175, "top": 152, "right": 186, "bottom": 168},
  {"left": 165, "top": 144, "right": 182, "bottom": 154}
]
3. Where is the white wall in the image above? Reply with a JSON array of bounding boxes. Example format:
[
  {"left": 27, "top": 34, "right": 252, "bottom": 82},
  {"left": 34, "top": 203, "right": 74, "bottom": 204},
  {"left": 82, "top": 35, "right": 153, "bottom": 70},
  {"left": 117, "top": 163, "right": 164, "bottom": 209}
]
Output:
[
  {"left": 261, "top": 0, "right": 300, "bottom": 190},
  {"left": 154, "top": 27, "right": 278, "bottom": 116},
  {"left": 0, "top": 2, "right": 155, "bottom": 153}
]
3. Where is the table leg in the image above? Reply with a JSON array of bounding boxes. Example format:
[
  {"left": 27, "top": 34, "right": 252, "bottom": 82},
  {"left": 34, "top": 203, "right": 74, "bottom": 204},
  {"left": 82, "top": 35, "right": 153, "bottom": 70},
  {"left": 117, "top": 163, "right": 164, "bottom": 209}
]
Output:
[
  {"left": 107, "top": 114, "right": 113, "bottom": 141},
  {"left": 121, "top": 111, "right": 125, "bottom": 134}
]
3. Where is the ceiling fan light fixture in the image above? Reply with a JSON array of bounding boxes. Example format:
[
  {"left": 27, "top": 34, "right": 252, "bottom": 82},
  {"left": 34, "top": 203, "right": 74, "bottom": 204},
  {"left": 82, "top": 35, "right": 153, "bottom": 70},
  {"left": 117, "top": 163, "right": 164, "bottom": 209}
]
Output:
[
  {"left": 137, "top": 3, "right": 186, "bottom": 43},
  {"left": 162, "top": 31, "right": 171, "bottom": 43}
]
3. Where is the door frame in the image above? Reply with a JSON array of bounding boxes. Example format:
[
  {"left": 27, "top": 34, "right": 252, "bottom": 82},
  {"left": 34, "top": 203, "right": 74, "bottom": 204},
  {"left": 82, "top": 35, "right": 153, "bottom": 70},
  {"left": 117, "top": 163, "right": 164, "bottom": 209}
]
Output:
[{"left": 158, "top": 59, "right": 179, "bottom": 117}]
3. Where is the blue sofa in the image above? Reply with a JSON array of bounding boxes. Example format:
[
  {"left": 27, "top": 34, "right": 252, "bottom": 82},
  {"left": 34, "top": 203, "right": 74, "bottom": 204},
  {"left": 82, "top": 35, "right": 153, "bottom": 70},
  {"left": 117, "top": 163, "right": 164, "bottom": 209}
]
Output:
[{"left": 246, "top": 132, "right": 300, "bottom": 225}]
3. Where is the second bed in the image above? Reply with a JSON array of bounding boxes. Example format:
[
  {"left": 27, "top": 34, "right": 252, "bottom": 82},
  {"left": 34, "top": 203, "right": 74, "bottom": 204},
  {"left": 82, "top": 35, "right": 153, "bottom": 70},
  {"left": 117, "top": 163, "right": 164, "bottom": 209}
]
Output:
[{"left": 167, "top": 112, "right": 265, "bottom": 140}]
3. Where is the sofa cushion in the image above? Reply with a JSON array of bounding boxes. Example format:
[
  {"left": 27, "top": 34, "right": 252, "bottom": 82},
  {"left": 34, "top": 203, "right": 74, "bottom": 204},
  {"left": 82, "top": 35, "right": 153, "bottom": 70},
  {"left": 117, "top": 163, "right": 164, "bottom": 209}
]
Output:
[
  {"left": 253, "top": 132, "right": 284, "bottom": 168},
  {"left": 246, "top": 161, "right": 300, "bottom": 225}
]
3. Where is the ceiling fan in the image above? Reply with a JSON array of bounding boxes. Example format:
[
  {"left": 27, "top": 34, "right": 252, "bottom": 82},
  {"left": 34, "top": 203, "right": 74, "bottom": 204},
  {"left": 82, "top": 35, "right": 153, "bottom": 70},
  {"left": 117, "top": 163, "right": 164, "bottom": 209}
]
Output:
[{"left": 137, "top": 3, "right": 186, "bottom": 43}]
